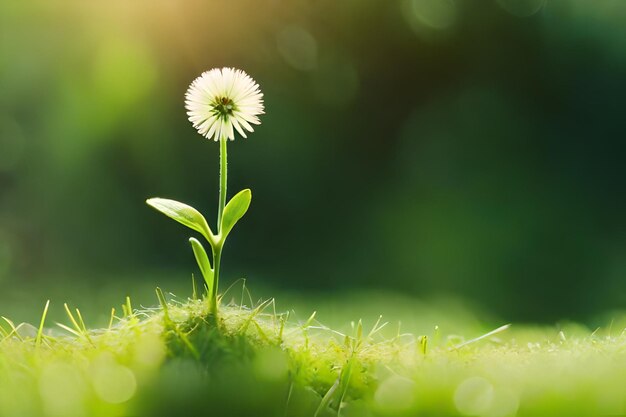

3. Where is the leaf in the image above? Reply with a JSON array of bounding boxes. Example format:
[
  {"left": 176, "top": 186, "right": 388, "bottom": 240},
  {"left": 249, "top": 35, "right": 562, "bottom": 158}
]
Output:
[
  {"left": 146, "top": 198, "right": 214, "bottom": 243},
  {"left": 220, "top": 189, "right": 252, "bottom": 238},
  {"left": 189, "top": 238, "right": 214, "bottom": 298}
]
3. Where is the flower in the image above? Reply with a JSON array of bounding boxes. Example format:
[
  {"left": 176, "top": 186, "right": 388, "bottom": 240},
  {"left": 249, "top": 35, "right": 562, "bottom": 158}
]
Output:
[{"left": 185, "top": 68, "right": 264, "bottom": 141}]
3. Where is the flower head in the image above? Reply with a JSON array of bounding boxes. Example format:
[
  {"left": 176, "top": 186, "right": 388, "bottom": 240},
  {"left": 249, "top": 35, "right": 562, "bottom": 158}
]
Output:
[{"left": 185, "top": 68, "right": 264, "bottom": 141}]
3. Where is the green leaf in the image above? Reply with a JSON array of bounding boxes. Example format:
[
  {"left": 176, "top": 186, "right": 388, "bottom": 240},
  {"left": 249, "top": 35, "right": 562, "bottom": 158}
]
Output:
[
  {"left": 220, "top": 189, "right": 252, "bottom": 238},
  {"left": 189, "top": 238, "right": 214, "bottom": 298},
  {"left": 146, "top": 198, "right": 214, "bottom": 243}
]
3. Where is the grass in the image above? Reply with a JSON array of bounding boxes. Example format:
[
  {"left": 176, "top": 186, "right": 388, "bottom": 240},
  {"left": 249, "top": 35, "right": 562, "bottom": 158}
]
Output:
[{"left": 1, "top": 287, "right": 626, "bottom": 417}]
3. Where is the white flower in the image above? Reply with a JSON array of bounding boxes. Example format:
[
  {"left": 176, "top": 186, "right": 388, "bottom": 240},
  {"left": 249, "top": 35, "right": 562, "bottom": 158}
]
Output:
[{"left": 185, "top": 68, "right": 264, "bottom": 141}]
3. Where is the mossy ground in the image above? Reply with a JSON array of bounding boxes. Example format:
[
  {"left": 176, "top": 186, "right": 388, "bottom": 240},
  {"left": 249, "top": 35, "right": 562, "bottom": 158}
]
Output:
[{"left": 1, "top": 292, "right": 626, "bottom": 417}]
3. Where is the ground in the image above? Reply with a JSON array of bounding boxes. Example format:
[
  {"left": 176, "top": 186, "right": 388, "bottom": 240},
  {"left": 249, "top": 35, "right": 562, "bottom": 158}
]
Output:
[{"left": 1, "top": 291, "right": 625, "bottom": 417}]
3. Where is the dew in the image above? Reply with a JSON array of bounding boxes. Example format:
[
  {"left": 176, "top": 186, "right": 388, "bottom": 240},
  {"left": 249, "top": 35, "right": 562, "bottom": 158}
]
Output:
[{"left": 15, "top": 323, "right": 38, "bottom": 339}]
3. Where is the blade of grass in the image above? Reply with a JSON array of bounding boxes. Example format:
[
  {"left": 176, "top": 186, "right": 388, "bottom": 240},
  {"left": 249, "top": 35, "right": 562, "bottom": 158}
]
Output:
[
  {"left": 108, "top": 307, "right": 116, "bottom": 330},
  {"left": 36, "top": 300, "right": 50, "bottom": 348},
  {"left": 1, "top": 316, "right": 23, "bottom": 341},
  {"left": 452, "top": 324, "right": 511, "bottom": 350}
]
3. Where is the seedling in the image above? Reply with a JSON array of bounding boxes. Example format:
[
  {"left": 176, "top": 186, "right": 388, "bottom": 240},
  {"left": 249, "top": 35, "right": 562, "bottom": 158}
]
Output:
[{"left": 147, "top": 68, "right": 264, "bottom": 319}]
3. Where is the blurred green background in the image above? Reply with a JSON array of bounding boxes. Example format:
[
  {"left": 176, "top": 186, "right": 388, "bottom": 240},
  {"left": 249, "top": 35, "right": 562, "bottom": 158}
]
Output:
[{"left": 0, "top": 0, "right": 624, "bottom": 325}]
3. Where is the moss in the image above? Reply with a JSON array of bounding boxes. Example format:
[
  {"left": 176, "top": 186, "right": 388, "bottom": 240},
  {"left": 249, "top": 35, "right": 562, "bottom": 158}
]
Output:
[{"left": 1, "top": 296, "right": 626, "bottom": 416}]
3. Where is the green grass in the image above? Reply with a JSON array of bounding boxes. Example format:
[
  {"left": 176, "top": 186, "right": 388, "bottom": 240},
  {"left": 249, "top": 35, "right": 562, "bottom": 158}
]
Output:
[{"left": 1, "top": 289, "right": 626, "bottom": 417}]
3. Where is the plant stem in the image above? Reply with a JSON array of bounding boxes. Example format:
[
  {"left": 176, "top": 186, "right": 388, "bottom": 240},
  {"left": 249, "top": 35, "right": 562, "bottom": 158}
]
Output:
[
  {"left": 211, "top": 136, "right": 228, "bottom": 318},
  {"left": 217, "top": 136, "right": 228, "bottom": 227},
  {"left": 211, "top": 246, "right": 221, "bottom": 318}
]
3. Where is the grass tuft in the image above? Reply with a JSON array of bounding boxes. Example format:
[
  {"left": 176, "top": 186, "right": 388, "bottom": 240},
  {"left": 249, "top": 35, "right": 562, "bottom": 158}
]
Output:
[{"left": 1, "top": 292, "right": 626, "bottom": 416}]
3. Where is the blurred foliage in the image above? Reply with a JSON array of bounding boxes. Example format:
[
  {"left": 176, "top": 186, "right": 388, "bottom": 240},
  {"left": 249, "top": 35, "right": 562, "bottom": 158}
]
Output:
[{"left": 0, "top": 0, "right": 625, "bottom": 322}]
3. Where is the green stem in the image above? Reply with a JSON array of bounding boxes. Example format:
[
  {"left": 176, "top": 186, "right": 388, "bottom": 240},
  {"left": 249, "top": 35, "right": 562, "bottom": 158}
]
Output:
[
  {"left": 211, "top": 246, "right": 222, "bottom": 318},
  {"left": 211, "top": 136, "right": 227, "bottom": 318},
  {"left": 217, "top": 136, "right": 228, "bottom": 227}
]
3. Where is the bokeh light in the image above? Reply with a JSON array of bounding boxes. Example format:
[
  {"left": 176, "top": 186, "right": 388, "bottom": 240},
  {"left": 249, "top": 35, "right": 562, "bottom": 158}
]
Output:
[{"left": 0, "top": 0, "right": 624, "bottom": 326}]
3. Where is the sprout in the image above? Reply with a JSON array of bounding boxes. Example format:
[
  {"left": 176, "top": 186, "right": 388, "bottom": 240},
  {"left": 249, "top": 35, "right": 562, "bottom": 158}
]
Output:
[{"left": 149, "top": 68, "right": 261, "bottom": 319}]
